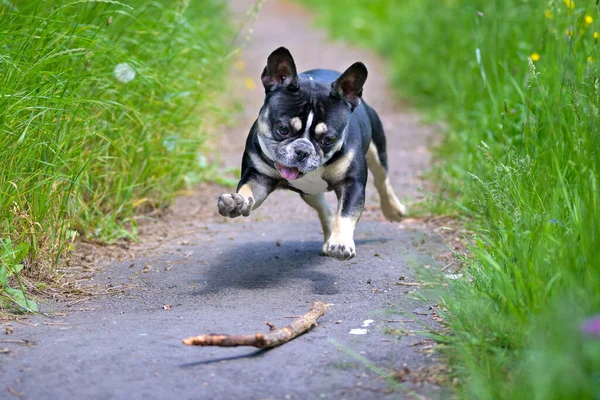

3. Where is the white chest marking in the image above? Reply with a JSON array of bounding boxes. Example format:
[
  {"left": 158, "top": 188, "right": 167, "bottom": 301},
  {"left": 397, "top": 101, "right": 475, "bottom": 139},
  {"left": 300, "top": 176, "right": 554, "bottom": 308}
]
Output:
[{"left": 288, "top": 167, "right": 329, "bottom": 194}]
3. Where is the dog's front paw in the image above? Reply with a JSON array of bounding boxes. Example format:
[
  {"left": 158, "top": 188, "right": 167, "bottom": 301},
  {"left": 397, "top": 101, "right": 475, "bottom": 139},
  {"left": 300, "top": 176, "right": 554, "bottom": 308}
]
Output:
[
  {"left": 322, "top": 238, "right": 356, "bottom": 261},
  {"left": 217, "top": 193, "right": 254, "bottom": 218}
]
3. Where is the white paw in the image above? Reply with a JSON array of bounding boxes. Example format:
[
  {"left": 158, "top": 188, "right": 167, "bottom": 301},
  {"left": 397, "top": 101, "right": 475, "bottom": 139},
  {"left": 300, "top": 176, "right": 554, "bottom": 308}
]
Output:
[
  {"left": 217, "top": 193, "right": 254, "bottom": 218},
  {"left": 322, "top": 238, "right": 356, "bottom": 261}
]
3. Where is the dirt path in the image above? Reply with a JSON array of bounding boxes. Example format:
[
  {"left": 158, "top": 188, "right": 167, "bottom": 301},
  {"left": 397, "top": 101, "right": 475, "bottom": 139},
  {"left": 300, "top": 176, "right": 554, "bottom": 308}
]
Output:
[{"left": 1, "top": 2, "right": 449, "bottom": 399}]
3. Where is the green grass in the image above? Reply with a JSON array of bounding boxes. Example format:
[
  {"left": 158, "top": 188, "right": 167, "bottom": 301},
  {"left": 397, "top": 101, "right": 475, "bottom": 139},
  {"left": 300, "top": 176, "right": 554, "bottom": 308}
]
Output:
[
  {"left": 0, "top": 0, "right": 231, "bottom": 310},
  {"left": 298, "top": 0, "right": 600, "bottom": 398}
]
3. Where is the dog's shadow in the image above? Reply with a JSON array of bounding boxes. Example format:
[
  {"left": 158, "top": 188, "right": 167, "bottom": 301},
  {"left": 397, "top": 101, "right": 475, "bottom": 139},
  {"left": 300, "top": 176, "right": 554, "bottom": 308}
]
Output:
[{"left": 192, "top": 239, "right": 339, "bottom": 296}]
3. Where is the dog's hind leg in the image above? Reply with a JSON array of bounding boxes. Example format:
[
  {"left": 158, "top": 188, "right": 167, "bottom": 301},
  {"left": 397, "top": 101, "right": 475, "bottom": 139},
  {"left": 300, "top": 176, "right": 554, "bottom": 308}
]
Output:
[
  {"left": 301, "top": 193, "right": 334, "bottom": 241},
  {"left": 365, "top": 107, "right": 407, "bottom": 221}
]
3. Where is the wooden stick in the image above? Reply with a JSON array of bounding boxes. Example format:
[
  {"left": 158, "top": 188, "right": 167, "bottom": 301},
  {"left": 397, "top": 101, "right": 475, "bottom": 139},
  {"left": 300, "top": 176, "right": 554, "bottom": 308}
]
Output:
[{"left": 182, "top": 302, "right": 327, "bottom": 349}]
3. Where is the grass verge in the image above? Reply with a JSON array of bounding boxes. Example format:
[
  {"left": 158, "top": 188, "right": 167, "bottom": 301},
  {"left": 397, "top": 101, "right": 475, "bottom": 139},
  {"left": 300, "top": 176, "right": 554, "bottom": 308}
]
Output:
[
  {"left": 1, "top": 0, "right": 231, "bottom": 311},
  {"left": 298, "top": 0, "right": 600, "bottom": 397}
]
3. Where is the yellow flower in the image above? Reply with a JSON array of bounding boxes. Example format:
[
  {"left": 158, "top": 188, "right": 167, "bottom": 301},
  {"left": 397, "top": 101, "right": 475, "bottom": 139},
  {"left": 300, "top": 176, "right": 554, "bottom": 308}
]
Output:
[
  {"left": 544, "top": 10, "right": 553, "bottom": 19},
  {"left": 594, "top": 32, "right": 599, "bottom": 39},
  {"left": 234, "top": 59, "right": 246, "bottom": 71},
  {"left": 564, "top": 0, "right": 575, "bottom": 10},
  {"left": 588, "top": 56, "right": 595, "bottom": 62},
  {"left": 585, "top": 15, "right": 593, "bottom": 25},
  {"left": 243, "top": 77, "right": 256, "bottom": 91},
  {"left": 530, "top": 53, "right": 541, "bottom": 62}
]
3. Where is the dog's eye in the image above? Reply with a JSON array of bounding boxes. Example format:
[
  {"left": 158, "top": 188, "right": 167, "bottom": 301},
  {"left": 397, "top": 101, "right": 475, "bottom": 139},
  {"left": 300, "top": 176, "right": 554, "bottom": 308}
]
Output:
[
  {"left": 276, "top": 124, "right": 290, "bottom": 137},
  {"left": 323, "top": 136, "right": 336, "bottom": 146}
]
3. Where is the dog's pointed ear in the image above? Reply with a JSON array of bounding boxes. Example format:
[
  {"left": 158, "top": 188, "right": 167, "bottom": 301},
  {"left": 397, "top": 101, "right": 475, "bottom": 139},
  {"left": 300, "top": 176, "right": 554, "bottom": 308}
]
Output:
[
  {"left": 261, "top": 47, "right": 298, "bottom": 91},
  {"left": 331, "top": 62, "right": 368, "bottom": 109}
]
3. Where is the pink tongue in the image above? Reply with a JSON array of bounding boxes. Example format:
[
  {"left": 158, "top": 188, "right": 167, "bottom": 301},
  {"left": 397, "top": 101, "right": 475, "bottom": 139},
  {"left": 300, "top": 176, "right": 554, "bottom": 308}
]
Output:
[{"left": 277, "top": 164, "right": 300, "bottom": 180}]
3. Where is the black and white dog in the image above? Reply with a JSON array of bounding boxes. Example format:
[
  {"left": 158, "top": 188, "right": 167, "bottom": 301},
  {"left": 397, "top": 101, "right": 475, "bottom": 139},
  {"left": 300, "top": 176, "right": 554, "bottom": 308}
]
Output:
[{"left": 218, "top": 47, "right": 406, "bottom": 260}]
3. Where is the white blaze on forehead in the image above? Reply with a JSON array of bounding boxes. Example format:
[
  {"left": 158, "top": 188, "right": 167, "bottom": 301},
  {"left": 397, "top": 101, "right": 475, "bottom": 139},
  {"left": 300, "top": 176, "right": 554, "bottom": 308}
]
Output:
[
  {"left": 315, "top": 122, "right": 327, "bottom": 135},
  {"left": 290, "top": 117, "right": 302, "bottom": 132},
  {"left": 303, "top": 111, "right": 314, "bottom": 139}
]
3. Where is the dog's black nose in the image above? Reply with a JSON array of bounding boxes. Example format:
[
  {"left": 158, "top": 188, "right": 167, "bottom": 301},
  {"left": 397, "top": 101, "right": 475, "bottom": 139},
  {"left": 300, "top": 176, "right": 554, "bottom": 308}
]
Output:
[{"left": 295, "top": 148, "right": 309, "bottom": 162}]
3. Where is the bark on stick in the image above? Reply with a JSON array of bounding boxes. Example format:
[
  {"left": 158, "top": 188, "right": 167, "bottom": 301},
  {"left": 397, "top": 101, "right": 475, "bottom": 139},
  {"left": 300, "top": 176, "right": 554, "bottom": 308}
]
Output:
[{"left": 182, "top": 302, "right": 326, "bottom": 349}]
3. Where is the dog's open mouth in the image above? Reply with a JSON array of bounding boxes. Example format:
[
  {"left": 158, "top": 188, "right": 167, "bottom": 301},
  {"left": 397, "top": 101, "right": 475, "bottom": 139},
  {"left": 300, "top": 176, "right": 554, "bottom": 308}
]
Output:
[{"left": 275, "top": 163, "right": 303, "bottom": 180}]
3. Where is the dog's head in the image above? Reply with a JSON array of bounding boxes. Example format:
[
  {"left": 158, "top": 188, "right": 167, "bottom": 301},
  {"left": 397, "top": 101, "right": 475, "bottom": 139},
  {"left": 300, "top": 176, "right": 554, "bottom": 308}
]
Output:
[{"left": 256, "top": 47, "right": 367, "bottom": 180}]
